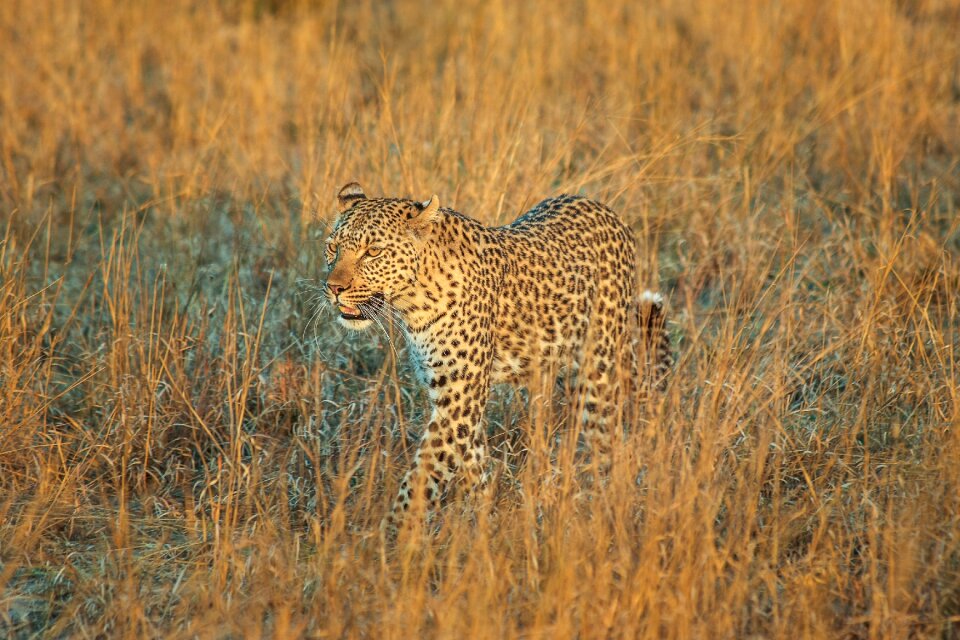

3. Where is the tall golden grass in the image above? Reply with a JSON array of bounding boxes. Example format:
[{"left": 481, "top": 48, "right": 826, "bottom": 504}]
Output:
[{"left": 1, "top": 0, "right": 959, "bottom": 636}]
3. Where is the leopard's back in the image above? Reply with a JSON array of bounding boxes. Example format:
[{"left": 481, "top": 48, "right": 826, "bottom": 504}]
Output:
[{"left": 486, "top": 195, "right": 639, "bottom": 383}]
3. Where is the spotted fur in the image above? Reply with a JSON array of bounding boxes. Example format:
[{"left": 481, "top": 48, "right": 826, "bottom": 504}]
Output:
[{"left": 322, "top": 182, "right": 672, "bottom": 533}]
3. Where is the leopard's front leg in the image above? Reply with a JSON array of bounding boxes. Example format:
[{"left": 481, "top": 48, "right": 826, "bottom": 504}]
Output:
[{"left": 382, "top": 350, "right": 492, "bottom": 535}]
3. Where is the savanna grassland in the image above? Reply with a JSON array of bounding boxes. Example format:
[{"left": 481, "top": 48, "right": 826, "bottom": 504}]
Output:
[{"left": 2, "top": 0, "right": 960, "bottom": 637}]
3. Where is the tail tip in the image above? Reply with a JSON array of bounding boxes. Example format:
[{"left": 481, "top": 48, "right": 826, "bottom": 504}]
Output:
[{"left": 640, "top": 289, "right": 664, "bottom": 309}]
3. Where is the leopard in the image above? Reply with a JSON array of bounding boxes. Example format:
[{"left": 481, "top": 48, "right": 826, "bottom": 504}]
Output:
[{"left": 321, "top": 181, "right": 672, "bottom": 534}]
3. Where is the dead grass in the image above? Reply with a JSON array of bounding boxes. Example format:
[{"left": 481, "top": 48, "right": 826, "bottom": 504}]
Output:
[{"left": 1, "top": 0, "right": 959, "bottom": 637}]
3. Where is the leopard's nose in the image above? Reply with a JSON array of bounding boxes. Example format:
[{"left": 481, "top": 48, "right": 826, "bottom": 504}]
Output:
[{"left": 327, "top": 280, "right": 350, "bottom": 296}]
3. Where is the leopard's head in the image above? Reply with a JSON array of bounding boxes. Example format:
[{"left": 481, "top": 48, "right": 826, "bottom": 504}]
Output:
[{"left": 322, "top": 182, "right": 440, "bottom": 330}]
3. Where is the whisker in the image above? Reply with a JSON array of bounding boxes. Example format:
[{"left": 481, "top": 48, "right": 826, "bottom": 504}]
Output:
[
  {"left": 376, "top": 305, "right": 407, "bottom": 333},
  {"left": 303, "top": 300, "right": 326, "bottom": 342},
  {"left": 380, "top": 305, "right": 407, "bottom": 336},
  {"left": 359, "top": 301, "right": 402, "bottom": 363},
  {"left": 385, "top": 307, "right": 409, "bottom": 330},
  {"left": 372, "top": 298, "right": 409, "bottom": 337},
  {"left": 379, "top": 304, "right": 405, "bottom": 325},
  {"left": 305, "top": 295, "right": 337, "bottom": 342}
]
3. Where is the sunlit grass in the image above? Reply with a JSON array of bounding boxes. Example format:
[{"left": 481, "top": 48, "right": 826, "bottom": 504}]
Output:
[{"left": 1, "top": 0, "right": 959, "bottom": 637}]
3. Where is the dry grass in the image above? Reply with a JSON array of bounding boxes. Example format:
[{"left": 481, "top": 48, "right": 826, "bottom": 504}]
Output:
[{"left": 2, "top": 0, "right": 959, "bottom": 637}]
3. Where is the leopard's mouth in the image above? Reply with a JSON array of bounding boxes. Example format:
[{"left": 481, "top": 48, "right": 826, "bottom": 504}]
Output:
[{"left": 338, "top": 293, "right": 384, "bottom": 320}]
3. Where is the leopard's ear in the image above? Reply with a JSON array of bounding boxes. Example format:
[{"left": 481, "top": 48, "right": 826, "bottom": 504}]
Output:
[
  {"left": 408, "top": 194, "right": 440, "bottom": 226},
  {"left": 337, "top": 182, "right": 366, "bottom": 213}
]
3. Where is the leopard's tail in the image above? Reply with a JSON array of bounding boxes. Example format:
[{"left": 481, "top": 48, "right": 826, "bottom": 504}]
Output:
[{"left": 638, "top": 290, "right": 673, "bottom": 390}]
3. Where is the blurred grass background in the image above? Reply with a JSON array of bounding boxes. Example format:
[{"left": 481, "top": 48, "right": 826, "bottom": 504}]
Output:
[{"left": 1, "top": 0, "right": 959, "bottom": 637}]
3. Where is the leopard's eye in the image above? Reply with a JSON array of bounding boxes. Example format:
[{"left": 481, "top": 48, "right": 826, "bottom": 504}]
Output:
[
  {"left": 366, "top": 246, "right": 383, "bottom": 258},
  {"left": 325, "top": 241, "right": 338, "bottom": 264}
]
